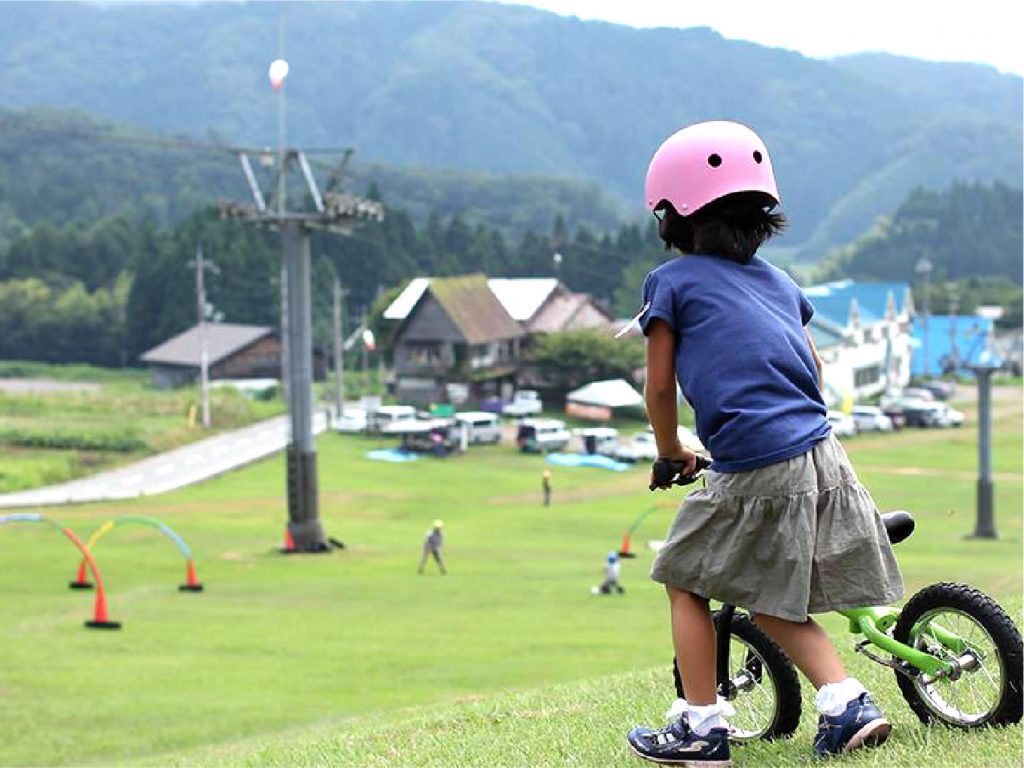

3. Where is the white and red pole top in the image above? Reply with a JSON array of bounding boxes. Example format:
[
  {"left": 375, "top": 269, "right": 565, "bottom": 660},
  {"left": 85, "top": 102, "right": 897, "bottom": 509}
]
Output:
[{"left": 268, "top": 58, "right": 290, "bottom": 91}]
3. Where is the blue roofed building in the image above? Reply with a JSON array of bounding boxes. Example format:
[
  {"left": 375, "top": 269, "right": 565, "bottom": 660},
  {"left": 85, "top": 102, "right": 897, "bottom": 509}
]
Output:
[
  {"left": 911, "top": 315, "right": 994, "bottom": 377},
  {"left": 803, "top": 280, "right": 915, "bottom": 405}
]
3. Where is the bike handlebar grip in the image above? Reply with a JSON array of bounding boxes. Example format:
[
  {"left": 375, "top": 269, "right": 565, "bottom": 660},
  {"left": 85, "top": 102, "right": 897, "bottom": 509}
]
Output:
[
  {"left": 650, "top": 458, "right": 685, "bottom": 490},
  {"left": 649, "top": 455, "right": 712, "bottom": 491}
]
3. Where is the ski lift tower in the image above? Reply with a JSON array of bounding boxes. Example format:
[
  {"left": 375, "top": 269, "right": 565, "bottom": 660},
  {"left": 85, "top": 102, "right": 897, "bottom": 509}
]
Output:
[{"left": 219, "top": 154, "right": 382, "bottom": 551}]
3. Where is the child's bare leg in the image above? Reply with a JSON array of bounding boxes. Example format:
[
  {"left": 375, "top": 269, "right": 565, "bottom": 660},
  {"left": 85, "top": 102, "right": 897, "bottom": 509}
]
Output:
[
  {"left": 750, "top": 613, "right": 845, "bottom": 687},
  {"left": 667, "top": 586, "right": 716, "bottom": 704}
]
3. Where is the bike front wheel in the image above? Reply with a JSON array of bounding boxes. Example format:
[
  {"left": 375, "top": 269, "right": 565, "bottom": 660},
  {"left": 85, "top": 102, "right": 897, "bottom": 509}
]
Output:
[{"left": 893, "top": 582, "right": 1023, "bottom": 728}]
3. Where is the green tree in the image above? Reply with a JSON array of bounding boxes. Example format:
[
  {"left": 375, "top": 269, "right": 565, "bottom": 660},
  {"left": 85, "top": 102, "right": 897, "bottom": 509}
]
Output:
[{"left": 527, "top": 329, "right": 644, "bottom": 394}]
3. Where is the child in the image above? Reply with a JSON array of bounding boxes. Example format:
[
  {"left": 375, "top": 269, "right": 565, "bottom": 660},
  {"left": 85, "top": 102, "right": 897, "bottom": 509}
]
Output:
[
  {"left": 418, "top": 519, "right": 447, "bottom": 575},
  {"left": 542, "top": 469, "right": 553, "bottom": 507},
  {"left": 592, "top": 551, "right": 626, "bottom": 595},
  {"left": 625, "top": 121, "right": 904, "bottom": 766}
]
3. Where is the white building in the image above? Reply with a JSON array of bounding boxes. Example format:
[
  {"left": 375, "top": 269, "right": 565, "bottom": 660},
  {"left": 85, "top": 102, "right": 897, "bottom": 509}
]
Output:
[{"left": 804, "top": 280, "right": 915, "bottom": 406}]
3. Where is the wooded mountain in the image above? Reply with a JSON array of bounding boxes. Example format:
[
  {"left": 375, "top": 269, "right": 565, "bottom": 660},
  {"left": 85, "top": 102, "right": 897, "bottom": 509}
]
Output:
[
  {"left": 0, "top": 1, "right": 1019, "bottom": 258},
  {"left": 0, "top": 108, "right": 625, "bottom": 246}
]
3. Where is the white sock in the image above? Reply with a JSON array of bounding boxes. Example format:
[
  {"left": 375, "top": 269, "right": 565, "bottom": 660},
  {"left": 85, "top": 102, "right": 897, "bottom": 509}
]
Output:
[
  {"left": 815, "top": 677, "right": 868, "bottom": 716},
  {"left": 687, "top": 703, "right": 727, "bottom": 736},
  {"left": 666, "top": 696, "right": 736, "bottom": 720}
]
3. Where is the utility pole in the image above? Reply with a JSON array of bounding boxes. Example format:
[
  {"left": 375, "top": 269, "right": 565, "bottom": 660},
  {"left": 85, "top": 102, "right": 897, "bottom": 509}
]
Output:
[
  {"left": 188, "top": 243, "right": 218, "bottom": 428},
  {"left": 968, "top": 328, "right": 1001, "bottom": 539},
  {"left": 916, "top": 257, "right": 933, "bottom": 378},
  {"left": 333, "top": 277, "right": 346, "bottom": 419},
  {"left": 948, "top": 281, "right": 960, "bottom": 371},
  {"left": 361, "top": 307, "right": 369, "bottom": 375}
]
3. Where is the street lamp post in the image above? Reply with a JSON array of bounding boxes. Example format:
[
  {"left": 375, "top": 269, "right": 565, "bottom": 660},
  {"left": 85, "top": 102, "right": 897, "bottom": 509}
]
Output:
[{"left": 968, "top": 336, "right": 1002, "bottom": 539}]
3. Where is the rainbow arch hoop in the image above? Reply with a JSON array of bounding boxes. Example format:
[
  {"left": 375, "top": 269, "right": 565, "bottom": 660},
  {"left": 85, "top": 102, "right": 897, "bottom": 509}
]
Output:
[
  {"left": 69, "top": 515, "right": 204, "bottom": 593},
  {"left": 0, "top": 512, "right": 121, "bottom": 629}
]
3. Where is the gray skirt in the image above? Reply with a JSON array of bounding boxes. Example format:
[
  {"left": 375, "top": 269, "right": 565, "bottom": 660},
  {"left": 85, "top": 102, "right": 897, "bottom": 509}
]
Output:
[{"left": 650, "top": 433, "right": 904, "bottom": 622}]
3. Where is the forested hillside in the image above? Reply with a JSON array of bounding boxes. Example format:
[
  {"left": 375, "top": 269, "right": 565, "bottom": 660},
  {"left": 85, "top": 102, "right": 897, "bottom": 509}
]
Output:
[
  {"left": 0, "top": 108, "right": 625, "bottom": 247},
  {"left": 818, "top": 182, "right": 1023, "bottom": 325},
  {"left": 0, "top": 1, "right": 1019, "bottom": 256}
]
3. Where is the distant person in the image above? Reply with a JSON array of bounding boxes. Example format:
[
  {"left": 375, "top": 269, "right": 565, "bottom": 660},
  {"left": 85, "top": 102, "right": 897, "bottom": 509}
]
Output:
[
  {"left": 591, "top": 551, "right": 624, "bottom": 595},
  {"left": 542, "top": 469, "right": 552, "bottom": 507},
  {"left": 418, "top": 519, "right": 446, "bottom": 575},
  {"left": 625, "top": 121, "right": 903, "bottom": 766}
]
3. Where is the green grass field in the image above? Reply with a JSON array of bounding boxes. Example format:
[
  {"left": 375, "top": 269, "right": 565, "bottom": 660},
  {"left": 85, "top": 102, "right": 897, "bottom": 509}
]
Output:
[
  {"left": 0, "top": 390, "right": 1020, "bottom": 766},
  {"left": 0, "top": 363, "right": 283, "bottom": 492}
]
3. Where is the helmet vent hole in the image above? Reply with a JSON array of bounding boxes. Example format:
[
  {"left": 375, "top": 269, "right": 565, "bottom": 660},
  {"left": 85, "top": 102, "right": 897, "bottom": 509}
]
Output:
[
  {"left": 707, "top": 153, "right": 722, "bottom": 168},
  {"left": 753, "top": 150, "right": 763, "bottom": 164}
]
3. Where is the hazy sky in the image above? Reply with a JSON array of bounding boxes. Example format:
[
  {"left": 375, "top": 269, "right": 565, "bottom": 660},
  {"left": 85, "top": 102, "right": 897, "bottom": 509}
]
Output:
[{"left": 497, "top": 0, "right": 1023, "bottom": 76}]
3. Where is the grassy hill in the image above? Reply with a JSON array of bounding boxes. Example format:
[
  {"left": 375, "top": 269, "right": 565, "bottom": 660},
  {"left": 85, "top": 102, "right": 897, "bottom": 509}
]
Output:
[
  {"left": 0, "top": 2, "right": 1019, "bottom": 254},
  {"left": 0, "top": 388, "right": 1020, "bottom": 766},
  {"left": 146, "top": 667, "right": 1024, "bottom": 767}
]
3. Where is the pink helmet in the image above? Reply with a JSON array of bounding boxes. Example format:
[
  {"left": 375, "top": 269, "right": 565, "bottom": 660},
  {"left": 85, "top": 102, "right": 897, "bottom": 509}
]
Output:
[{"left": 644, "top": 120, "right": 780, "bottom": 216}]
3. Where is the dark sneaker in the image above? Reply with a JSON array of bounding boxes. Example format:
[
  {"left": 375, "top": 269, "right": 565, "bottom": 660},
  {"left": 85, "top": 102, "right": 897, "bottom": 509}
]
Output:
[
  {"left": 627, "top": 717, "right": 731, "bottom": 766},
  {"left": 813, "top": 693, "right": 892, "bottom": 757}
]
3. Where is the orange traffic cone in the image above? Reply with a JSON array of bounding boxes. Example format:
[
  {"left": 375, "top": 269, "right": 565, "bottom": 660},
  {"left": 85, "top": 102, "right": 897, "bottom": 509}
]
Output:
[
  {"left": 179, "top": 559, "right": 204, "bottom": 592},
  {"left": 282, "top": 527, "right": 296, "bottom": 553},
  {"left": 68, "top": 560, "right": 94, "bottom": 590},
  {"left": 618, "top": 532, "right": 637, "bottom": 559},
  {"left": 84, "top": 579, "right": 121, "bottom": 630}
]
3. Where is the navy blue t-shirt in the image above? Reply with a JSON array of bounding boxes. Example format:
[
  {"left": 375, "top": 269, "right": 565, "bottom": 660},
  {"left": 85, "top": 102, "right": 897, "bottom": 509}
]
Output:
[{"left": 640, "top": 254, "right": 829, "bottom": 472}]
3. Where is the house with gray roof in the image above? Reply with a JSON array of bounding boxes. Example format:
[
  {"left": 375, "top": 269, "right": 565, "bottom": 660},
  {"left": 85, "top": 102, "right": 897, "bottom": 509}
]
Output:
[
  {"left": 140, "top": 322, "right": 325, "bottom": 389},
  {"left": 390, "top": 274, "right": 526, "bottom": 406},
  {"left": 385, "top": 277, "right": 612, "bottom": 334}
]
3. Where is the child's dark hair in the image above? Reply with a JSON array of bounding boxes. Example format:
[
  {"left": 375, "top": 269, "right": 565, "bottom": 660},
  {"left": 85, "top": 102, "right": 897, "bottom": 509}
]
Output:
[{"left": 655, "top": 191, "right": 787, "bottom": 263}]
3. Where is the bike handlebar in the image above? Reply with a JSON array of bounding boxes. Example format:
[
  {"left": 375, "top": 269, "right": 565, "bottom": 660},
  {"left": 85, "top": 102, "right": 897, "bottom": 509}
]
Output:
[{"left": 649, "top": 455, "right": 712, "bottom": 491}]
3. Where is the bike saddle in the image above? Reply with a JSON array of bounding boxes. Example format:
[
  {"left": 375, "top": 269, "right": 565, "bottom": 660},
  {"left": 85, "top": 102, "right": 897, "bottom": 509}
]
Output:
[{"left": 881, "top": 510, "right": 915, "bottom": 545}]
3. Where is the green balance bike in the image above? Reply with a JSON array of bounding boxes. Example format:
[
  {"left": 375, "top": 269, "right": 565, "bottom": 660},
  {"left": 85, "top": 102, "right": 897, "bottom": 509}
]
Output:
[{"left": 653, "top": 457, "right": 1024, "bottom": 740}]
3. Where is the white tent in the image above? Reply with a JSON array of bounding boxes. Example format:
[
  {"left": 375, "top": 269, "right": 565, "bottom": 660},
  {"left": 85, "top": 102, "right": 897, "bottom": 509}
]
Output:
[{"left": 566, "top": 379, "right": 644, "bottom": 409}]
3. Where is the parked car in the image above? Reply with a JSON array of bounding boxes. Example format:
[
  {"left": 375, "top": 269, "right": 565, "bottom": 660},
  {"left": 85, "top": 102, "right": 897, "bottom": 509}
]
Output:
[
  {"left": 880, "top": 405, "right": 907, "bottom": 430},
  {"left": 827, "top": 411, "right": 857, "bottom": 438},
  {"left": 516, "top": 418, "right": 570, "bottom": 453},
  {"left": 931, "top": 403, "right": 965, "bottom": 428},
  {"left": 368, "top": 404, "right": 417, "bottom": 433},
  {"left": 902, "top": 387, "right": 937, "bottom": 402},
  {"left": 850, "top": 405, "right": 894, "bottom": 433},
  {"left": 454, "top": 411, "right": 502, "bottom": 444},
  {"left": 382, "top": 417, "right": 464, "bottom": 456},
  {"left": 914, "top": 380, "right": 956, "bottom": 401},
  {"left": 575, "top": 427, "right": 619, "bottom": 455},
  {"left": 612, "top": 432, "right": 659, "bottom": 463},
  {"left": 502, "top": 389, "right": 544, "bottom": 417},
  {"left": 644, "top": 424, "right": 706, "bottom": 453},
  {"left": 334, "top": 407, "right": 367, "bottom": 434}
]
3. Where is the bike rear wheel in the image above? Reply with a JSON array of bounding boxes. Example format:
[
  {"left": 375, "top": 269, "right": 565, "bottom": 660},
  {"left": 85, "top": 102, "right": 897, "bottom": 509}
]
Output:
[
  {"left": 893, "top": 582, "right": 1023, "bottom": 728},
  {"left": 675, "top": 612, "right": 801, "bottom": 741}
]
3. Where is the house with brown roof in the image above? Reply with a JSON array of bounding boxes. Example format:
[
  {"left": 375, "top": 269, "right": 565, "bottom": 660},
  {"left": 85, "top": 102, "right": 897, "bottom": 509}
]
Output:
[{"left": 390, "top": 275, "right": 525, "bottom": 406}]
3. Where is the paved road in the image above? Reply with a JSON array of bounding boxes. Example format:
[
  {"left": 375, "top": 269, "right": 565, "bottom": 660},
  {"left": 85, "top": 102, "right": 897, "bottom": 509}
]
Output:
[{"left": 0, "top": 412, "right": 329, "bottom": 509}]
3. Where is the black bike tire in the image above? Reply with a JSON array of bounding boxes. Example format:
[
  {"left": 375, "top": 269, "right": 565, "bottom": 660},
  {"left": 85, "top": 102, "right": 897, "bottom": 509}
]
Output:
[
  {"left": 893, "top": 582, "right": 1024, "bottom": 728},
  {"left": 674, "top": 612, "right": 802, "bottom": 741}
]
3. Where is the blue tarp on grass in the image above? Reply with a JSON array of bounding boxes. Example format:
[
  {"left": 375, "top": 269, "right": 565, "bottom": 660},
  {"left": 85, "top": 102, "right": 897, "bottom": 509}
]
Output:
[
  {"left": 545, "top": 453, "right": 630, "bottom": 472},
  {"left": 366, "top": 449, "right": 420, "bottom": 463}
]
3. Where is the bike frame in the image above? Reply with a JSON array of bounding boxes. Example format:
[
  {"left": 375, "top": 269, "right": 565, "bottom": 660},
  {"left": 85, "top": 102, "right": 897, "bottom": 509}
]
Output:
[
  {"left": 838, "top": 606, "right": 963, "bottom": 678},
  {"left": 712, "top": 603, "right": 966, "bottom": 697}
]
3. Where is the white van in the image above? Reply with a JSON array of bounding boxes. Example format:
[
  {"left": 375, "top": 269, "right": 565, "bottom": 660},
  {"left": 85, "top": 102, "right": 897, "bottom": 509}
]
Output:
[
  {"left": 516, "top": 418, "right": 570, "bottom": 453},
  {"left": 575, "top": 427, "right": 620, "bottom": 455},
  {"left": 455, "top": 411, "right": 502, "bottom": 444},
  {"left": 368, "top": 405, "right": 417, "bottom": 433}
]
